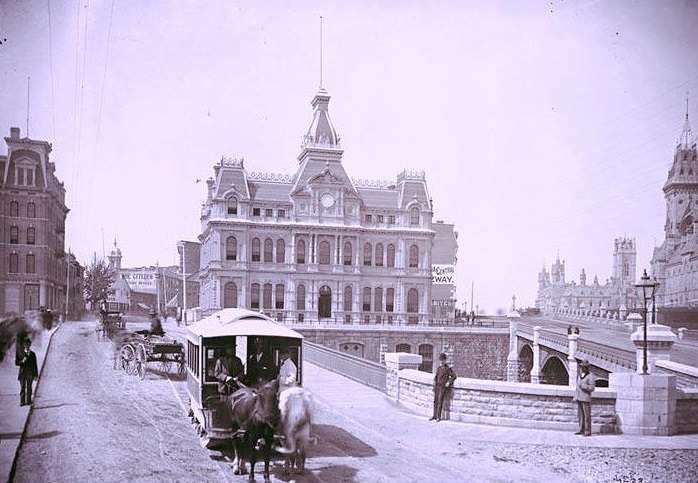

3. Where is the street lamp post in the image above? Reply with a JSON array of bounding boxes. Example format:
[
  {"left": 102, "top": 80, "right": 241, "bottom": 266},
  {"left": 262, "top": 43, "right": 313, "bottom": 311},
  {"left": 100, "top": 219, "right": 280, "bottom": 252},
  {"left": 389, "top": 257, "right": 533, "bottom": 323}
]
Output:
[{"left": 635, "top": 269, "right": 658, "bottom": 375}]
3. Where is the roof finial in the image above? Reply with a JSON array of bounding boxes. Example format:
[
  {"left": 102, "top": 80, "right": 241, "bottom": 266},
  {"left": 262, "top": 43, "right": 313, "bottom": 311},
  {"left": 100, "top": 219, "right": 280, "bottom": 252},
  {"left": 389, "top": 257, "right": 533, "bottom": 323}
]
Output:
[
  {"left": 678, "top": 90, "right": 696, "bottom": 149},
  {"left": 319, "top": 15, "right": 323, "bottom": 90}
]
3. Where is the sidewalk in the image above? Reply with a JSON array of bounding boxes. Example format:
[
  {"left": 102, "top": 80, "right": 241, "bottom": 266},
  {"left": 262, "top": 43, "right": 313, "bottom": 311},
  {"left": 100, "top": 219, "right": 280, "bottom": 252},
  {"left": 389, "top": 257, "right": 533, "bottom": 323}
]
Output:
[{"left": 0, "top": 321, "right": 62, "bottom": 483}]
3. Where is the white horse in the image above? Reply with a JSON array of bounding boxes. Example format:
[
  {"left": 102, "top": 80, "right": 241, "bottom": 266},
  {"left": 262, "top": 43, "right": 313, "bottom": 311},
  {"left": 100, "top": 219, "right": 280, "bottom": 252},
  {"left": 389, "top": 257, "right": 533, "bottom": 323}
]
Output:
[{"left": 274, "top": 386, "right": 315, "bottom": 474}]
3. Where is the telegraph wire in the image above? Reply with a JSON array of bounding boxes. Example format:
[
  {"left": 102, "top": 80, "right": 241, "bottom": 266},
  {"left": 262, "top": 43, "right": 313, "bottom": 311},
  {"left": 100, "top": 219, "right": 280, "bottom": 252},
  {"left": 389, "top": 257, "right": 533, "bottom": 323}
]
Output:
[
  {"left": 46, "top": 0, "right": 56, "bottom": 143},
  {"left": 75, "top": 0, "right": 91, "bottom": 189},
  {"left": 93, "top": 0, "right": 116, "bottom": 172}
]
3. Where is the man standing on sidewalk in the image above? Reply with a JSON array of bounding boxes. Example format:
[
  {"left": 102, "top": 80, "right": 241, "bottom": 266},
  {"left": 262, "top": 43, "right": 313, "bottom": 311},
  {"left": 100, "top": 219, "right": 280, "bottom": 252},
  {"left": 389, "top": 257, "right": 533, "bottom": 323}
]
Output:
[
  {"left": 573, "top": 359, "right": 596, "bottom": 436},
  {"left": 15, "top": 338, "right": 38, "bottom": 406}
]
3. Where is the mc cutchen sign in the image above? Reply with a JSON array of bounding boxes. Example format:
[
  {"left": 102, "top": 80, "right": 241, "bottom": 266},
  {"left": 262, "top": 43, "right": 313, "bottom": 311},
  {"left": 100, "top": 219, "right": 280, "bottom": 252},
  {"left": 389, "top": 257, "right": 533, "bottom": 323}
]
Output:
[{"left": 431, "top": 264, "right": 455, "bottom": 284}]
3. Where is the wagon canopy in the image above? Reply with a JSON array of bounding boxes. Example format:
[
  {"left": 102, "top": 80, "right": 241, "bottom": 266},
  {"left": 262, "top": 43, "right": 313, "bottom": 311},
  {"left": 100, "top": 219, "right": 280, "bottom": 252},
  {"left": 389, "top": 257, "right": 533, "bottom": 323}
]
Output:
[{"left": 187, "top": 308, "right": 304, "bottom": 340}]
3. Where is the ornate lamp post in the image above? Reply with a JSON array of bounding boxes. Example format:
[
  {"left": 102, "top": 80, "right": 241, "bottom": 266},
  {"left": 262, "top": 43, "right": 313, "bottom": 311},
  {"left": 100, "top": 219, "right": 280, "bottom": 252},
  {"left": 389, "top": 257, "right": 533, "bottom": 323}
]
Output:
[{"left": 635, "top": 269, "right": 658, "bottom": 375}]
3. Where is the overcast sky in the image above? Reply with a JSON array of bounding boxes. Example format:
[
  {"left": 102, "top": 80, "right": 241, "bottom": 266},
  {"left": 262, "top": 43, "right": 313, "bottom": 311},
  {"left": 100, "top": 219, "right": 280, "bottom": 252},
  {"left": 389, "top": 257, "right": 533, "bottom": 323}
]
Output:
[{"left": 1, "top": 1, "right": 697, "bottom": 313}]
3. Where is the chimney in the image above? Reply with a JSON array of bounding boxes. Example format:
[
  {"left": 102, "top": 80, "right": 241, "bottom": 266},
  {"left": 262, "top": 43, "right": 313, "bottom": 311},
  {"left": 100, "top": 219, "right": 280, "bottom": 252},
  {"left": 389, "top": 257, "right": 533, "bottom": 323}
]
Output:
[{"left": 10, "top": 127, "right": 20, "bottom": 139}]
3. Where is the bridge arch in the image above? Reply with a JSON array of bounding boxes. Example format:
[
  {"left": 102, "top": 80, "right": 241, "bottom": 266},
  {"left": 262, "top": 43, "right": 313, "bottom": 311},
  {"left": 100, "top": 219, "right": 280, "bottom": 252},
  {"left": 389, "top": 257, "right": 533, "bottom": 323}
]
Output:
[
  {"left": 540, "top": 355, "right": 569, "bottom": 385},
  {"left": 518, "top": 344, "right": 533, "bottom": 382}
]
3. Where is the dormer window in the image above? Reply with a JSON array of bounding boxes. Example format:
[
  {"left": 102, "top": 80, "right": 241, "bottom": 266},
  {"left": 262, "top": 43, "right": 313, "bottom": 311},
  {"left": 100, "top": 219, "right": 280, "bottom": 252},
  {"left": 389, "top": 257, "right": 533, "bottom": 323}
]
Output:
[
  {"left": 226, "top": 197, "right": 238, "bottom": 215},
  {"left": 410, "top": 207, "right": 420, "bottom": 225},
  {"left": 14, "top": 159, "right": 37, "bottom": 187}
]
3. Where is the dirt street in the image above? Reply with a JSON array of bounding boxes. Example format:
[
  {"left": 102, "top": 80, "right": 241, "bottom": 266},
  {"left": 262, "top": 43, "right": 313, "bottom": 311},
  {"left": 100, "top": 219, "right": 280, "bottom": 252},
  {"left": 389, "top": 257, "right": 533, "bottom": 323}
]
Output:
[{"left": 12, "top": 320, "right": 698, "bottom": 483}]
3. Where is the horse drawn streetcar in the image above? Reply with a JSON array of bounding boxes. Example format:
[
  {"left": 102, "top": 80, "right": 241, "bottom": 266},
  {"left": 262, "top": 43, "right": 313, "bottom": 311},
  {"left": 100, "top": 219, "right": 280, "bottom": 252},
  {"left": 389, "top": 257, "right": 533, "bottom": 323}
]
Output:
[{"left": 184, "top": 308, "right": 304, "bottom": 448}]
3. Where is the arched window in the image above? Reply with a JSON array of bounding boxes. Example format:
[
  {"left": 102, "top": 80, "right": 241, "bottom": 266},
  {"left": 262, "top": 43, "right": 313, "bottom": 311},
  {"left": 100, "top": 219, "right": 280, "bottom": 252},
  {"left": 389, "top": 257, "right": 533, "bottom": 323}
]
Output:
[
  {"left": 375, "top": 243, "right": 384, "bottom": 267},
  {"left": 396, "top": 343, "right": 411, "bottom": 353},
  {"left": 226, "top": 236, "right": 237, "bottom": 261},
  {"left": 9, "top": 226, "right": 18, "bottom": 244},
  {"left": 407, "top": 288, "right": 419, "bottom": 313},
  {"left": 9, "top": 253, "right": 18, "bottom": 273},
  {"left": 343, "top": 285, "right": 353, "bottom": 311},
  {"left": 363, "top": 243, "right": 372, "bottom": 266},
  {"left": 223, "top": 282, "right": 238, "bottom": 308},
  {"left": 319, "top": 240, "right": 331, "bottom": 265},
  {"left": 296, "top": 239, "right": 306, "bottom": 264},
  {"left": 387, "top": 244, "right": 395, "bottom": 268},
  {"left": 275, "top": 284, "right": 284, "bottom": 309},
  {"left": 263, "top": 283, "right": 272, "bottom": 309},
  {"left": 276, "top": 239, "right": 285, "bottom": 263},
  {"left": 264, "top": 238, "right": 273, "bottom": 262},
  {"left": 226, "top": 197, "right": 237, "bottom": 215},
  {"left": 362, "top": 287, "right": 371, "bottom": 312},
  {"left": 343, "top": 241, "right": 353, "bottom": 265},
  {"left": 374, "top": 287, "right": 383, "bottom": 312},
  {"left": 410, "top": 207, "right": 420, "bottom": 225},
  {"left": 27, "top": 202, "right": 36, "bottom": 218},
  {"left": 26, "top": 254, "right": 35, "bottom": 274},
  {"left": 409, "top": 244, "right": 419, "bottom": 268},
  {"left": 251, "top": 238, "right": 261, "bottom": 262},
  {"left": 26, "top": 227, "right": 35, "bottom": 245},
  {"left": 319, "top": 285, "right": 332, "bottom": 318},
  {"left": 9, "top": 201, "right": 18, "bottom": 217},
  {"left": 250, "top": 283, "right": 260, "bottom": 309},
  {"left": 386, "top": 288, "right": 395, "bottom": 312},
  {"left": 296, "top": 284, "right": 306, "bottom": 311}
]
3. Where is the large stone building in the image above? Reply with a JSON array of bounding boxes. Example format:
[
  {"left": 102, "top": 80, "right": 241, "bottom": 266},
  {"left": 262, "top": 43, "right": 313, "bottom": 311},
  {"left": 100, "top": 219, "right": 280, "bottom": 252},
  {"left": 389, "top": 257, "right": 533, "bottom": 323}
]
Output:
[
  {"left": 197, "top": 88, "right": 458, "bottom": 324},
  {"left": 651, "top": 107, "right": 698, "bottom": 310},
  {"left": 0, "top": 127, "right": 74, "bottom": 315},
  {"left": 536, "top": 237, "right": 640, "bottom": 314}
]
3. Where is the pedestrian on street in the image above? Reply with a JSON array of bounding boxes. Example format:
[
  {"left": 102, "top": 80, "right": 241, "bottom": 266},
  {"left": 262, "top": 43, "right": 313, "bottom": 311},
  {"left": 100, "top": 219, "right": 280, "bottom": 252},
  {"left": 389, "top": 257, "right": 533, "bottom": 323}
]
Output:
[
  {"left": 430, "top": 352, "right": 457, "bottom": 422},
  {"left": 15, "top": 337, "right": 38, "bottom": 406},
  {"left": 573, "top": 359, "right": 596, "bottom": 436},
  {"left": 148, "top": 310, "right": 165, "bottom": 337}
]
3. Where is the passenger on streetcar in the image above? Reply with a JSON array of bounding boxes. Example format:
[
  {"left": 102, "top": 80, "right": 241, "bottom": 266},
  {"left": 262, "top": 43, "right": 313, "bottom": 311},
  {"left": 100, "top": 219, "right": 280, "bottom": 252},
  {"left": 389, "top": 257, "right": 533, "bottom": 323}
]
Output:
[
  {"left": 214, "top": 346, "right": 244, "bottom": 394},
  {"left": 278, "top": 348, "right": 297, "bottom": 392},
  {"left": 246, "top": 337, "right": 277, "bottom": 387}
]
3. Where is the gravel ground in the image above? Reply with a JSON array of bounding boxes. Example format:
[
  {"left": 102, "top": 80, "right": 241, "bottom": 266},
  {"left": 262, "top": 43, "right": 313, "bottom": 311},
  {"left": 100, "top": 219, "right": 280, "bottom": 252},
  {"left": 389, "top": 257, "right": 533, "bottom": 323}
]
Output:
[{"left": 12, "top": 320, "right": 698, "bottom": 483}]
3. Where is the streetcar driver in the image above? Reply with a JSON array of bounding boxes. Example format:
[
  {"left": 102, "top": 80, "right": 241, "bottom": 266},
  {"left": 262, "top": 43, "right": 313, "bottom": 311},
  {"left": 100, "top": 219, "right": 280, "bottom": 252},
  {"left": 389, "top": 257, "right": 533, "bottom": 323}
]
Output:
[
  {"left": 214, "top": 346, "right": 244, "bottom": 395},
  {"left": 246, "top": 337, "right": 276, "bottom": 387}
]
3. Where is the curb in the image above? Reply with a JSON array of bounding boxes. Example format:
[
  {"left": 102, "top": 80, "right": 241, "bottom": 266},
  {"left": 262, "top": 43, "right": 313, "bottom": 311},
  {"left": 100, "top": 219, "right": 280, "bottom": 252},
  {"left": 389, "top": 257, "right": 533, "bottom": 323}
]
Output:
[{"left": 7, "top": 320, "right": 64, "bottom": 483}]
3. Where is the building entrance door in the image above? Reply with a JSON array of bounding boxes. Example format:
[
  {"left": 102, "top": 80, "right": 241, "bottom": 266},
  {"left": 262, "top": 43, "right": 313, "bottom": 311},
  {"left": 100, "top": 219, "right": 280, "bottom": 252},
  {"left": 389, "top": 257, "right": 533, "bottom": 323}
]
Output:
[{"left": 318, "top": 285, "right": 332, "bottom": 319}]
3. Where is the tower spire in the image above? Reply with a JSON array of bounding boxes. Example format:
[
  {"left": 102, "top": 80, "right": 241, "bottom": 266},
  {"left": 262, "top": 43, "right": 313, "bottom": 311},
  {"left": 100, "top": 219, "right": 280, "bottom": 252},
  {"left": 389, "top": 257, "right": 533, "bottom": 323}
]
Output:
[{"left": 678, "top": 90, "right": 696, "bottom": 149}]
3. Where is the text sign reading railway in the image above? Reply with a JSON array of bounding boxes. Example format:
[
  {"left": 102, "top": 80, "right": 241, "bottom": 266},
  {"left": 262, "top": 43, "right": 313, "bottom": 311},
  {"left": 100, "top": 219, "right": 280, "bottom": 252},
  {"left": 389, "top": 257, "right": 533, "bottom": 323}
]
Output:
[{"left": 431, "top": 264, "right": 455, "bottom": 284}]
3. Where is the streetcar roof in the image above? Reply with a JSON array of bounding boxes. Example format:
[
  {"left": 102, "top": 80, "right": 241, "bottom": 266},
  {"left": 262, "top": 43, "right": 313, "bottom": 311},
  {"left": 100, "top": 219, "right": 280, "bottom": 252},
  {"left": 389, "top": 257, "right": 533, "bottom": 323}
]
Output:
[{"left": 187, "top": 308, "right": 304, "bottom": 340}]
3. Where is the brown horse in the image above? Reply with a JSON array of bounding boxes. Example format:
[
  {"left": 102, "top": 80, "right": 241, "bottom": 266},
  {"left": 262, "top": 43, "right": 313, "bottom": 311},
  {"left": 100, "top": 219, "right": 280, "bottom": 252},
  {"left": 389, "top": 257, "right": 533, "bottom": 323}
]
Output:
[
  {"left": 227, "top": 379, "right": 280, "bottom": 482},
  {"left": 274, "top": 386, "right": 315, "bottom": 474}
]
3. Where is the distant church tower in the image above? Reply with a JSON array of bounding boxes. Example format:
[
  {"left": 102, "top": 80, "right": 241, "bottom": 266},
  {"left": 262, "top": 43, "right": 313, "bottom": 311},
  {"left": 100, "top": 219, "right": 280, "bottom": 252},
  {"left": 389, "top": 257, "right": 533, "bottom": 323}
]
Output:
[
  {"left": 612, "top": 237, "right": 636, "bottom": 285},
  {"left": 108, "top": 239, "right": 122, "bottom": 271},
  {"left": 551, "top": 254, "right": 565, "bottom": 285}
]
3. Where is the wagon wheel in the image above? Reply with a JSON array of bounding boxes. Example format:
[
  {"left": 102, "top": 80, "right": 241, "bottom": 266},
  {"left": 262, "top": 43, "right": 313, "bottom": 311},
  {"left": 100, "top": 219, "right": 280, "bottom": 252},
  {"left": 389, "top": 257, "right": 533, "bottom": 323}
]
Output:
[
  {"left": 120, "top": 344, "right": 136, "bottom": 374},
  {"left": 136, "top": 343, "right": 148, "bottom": 380},
  {"left": 160, "top": 354, "right": 172, "bottom": 374}
]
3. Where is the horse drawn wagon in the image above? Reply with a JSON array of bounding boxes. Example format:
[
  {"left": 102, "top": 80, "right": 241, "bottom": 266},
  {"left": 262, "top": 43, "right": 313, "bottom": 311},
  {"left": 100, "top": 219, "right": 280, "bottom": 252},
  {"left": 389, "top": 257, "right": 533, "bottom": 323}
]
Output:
[
  {"left": 184, "top": 308, "right": 309, "bottom": 479},
  {"left": 117, "top": 331, "right": 185, "bottom": 379}
]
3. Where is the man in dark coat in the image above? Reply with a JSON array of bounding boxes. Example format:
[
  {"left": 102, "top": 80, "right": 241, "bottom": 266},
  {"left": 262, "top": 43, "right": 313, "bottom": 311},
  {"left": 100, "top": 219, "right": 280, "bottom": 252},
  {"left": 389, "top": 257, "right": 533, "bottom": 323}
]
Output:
[
  {"left": 246, "top": 337, "right": 276, "bottom": 387},
  {"left": 16, "top": 338, "right": 38, "bottom": 406},
  {"left": 430, "top": 352, "right": 457, "bottom": 422},
  {"left": 573, "top": 359, "right": 597, "bottom": 436},
  {"left": 149, "top": 310, "right": 165, "bottom": 337}
]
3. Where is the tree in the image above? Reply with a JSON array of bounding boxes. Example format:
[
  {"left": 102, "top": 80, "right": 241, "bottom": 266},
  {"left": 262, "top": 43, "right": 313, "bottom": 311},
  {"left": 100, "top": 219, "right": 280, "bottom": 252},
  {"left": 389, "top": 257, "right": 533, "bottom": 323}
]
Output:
[{"left": 84, "top": 255, "right": 116, "bottom": 311}]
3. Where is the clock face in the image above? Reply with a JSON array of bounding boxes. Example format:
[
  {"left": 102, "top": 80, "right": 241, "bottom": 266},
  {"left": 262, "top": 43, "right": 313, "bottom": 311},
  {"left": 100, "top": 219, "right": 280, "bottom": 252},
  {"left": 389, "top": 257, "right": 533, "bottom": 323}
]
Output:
[{"left": 321, "top": 193, "right": 335, "bottom": 208}]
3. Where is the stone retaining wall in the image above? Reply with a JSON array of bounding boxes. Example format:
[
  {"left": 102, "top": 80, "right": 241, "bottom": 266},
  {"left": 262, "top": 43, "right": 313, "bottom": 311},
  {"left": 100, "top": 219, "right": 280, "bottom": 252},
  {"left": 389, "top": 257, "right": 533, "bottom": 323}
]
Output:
[
  {"left": 676, "top": 389, "right": 698, "bottom": 434},
  {"left": 387, "top": 353, "right": 617, "bottom": 433}
]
